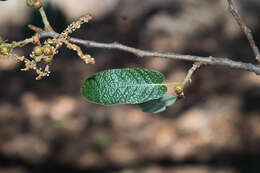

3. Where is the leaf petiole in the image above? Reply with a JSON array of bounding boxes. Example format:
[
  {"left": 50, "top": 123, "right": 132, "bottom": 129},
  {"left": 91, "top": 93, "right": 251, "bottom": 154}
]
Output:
[{"left": 162, "top": 82, "right": 181, "bottom": 86}]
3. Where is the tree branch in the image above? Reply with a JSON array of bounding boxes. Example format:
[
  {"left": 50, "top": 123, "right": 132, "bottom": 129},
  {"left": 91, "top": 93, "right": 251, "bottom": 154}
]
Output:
[
  {"left": 39, "top": 31, "right": 260, "bottom": 75},
  {"left": 227, "top": 0, "right": 260, "bottom": 62},
  {"left": 39, "top": 7, "right": 54, "bottom": 32}
]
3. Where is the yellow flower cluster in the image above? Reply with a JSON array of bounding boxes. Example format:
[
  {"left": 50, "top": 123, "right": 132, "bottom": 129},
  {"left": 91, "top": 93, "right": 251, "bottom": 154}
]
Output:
[{"left": 0, "top": 14, "right": 95, "bottom": 80}]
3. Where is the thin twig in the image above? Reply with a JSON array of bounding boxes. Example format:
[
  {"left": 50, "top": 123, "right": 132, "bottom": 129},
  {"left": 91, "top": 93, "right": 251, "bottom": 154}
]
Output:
[
  {"left": 39, "top": 7, "right": 54, "bottom": 32},
  {"left": 39, "top": 31, "right": 260, "bottom": 75},
  {"left": 182, "top": 62, "right": 200, "bottom": 86},
  {"left": 33, "top": 3, "right": 260, "bottom": 75},
  {"left": 28, "top": 24, "right": 43, "bottom": 33},
  {"left": 12, "top": 38, "right": 33, "bottom": 47},
  {"left": 227, "top": 0, "right": 260, "bottom": 62}
]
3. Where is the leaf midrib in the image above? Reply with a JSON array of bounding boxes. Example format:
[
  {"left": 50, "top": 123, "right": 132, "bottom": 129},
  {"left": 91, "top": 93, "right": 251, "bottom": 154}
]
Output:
[{"left": 88, "top": 83, "right": 166, "bottom": 91}]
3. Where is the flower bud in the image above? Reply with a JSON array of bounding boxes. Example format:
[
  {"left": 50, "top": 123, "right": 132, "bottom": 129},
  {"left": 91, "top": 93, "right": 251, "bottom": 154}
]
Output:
[
  {"left": 175, "top": 85, "right": 184, "bottom": 97},
  {"left": 0, "top": 36, "right": 3, "bottom": 44},
  {"left": 26, "top": 0, "right": 34, "bottom": 7},
  {"left": 33, "top": 0, "right": 42, "bottom": 9},
  {"left": 0, "top": 46, "right": 10, "bottom": 55},
  {"left": 33, "top": 46, "right": 43, "bottom": 56},
  {"left": 43, "top": 45, "right": 53, "bottom": 56},
  {"left": 43, "top": 56, "right": 53, "bottom": 63}
]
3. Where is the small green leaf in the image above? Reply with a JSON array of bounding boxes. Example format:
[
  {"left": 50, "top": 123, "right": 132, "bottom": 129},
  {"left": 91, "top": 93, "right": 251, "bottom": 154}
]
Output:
[
  {"left": 81, "top": 68, "right": 167, "bottom": 105},
  {"left": 138, "top": 96, "right": 177, "bottom": 114}
]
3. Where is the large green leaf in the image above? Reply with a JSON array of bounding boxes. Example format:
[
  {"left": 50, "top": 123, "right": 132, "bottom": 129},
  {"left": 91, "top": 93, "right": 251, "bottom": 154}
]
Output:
[
  {"left": 81, "top": 68, "right": 167, "bottom": 105},
  {"left": 138, "top": 96, "right": 177, "bottom": 114}
]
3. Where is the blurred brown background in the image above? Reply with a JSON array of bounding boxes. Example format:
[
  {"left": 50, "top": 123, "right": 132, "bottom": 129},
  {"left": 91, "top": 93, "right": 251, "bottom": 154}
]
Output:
[{"left": 0, "top": 0, "right": 260, "bottom": 173}]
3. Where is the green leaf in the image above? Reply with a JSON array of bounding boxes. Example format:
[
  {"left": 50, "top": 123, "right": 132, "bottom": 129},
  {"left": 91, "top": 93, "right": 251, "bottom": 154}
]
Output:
[
  {"left": 138, "top": 96, "right": 177, "bottom": 114},
  {"left": 81, "top": 68, "right": 167, "bottom": 105}
]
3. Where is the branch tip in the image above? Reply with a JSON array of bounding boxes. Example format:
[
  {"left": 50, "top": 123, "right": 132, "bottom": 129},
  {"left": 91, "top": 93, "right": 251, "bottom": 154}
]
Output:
[{"left": 226, "top": 0, "right": 260, "bottom": 63}]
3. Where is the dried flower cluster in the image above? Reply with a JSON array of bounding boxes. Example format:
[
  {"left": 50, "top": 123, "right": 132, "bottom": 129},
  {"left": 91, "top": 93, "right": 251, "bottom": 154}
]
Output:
[
  {"left": 53, "top": 15, "right": 95, "bottom": 65},
  {"left": 0, "top": 13, "right": 94, "bottom": 80}
]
